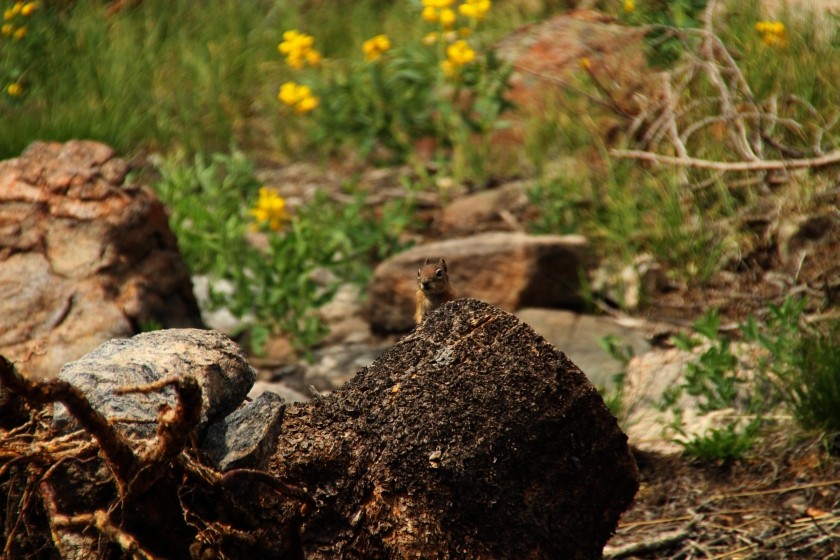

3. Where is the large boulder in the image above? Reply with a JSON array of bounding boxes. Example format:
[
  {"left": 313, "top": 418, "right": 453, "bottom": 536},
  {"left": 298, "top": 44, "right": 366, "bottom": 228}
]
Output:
[
  {"left": 0, "top": 140, "right": 203, "bottom": 378},
  {"left": 366, "top": 231, "right": 591, "bottom": 332}
]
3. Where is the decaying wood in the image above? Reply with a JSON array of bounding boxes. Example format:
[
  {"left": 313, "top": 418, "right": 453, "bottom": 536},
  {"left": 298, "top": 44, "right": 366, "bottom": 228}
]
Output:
[{"left": 271, "top": 299, "right": 639, "bottom": 559}]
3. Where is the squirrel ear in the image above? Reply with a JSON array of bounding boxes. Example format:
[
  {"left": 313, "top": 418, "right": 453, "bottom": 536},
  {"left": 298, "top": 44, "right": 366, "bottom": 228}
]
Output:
[
  {"left": 424, "top": 257, "right": 430, "bottom": 266},
  {"left": 439, "top": 258, "right": 447, "bottom": 271}
]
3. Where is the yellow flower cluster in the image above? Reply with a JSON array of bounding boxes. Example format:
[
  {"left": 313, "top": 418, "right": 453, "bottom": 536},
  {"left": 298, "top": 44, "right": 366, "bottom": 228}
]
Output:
[
  {"left": 623, "top": 0, "right": 635, "bottom": 13},
  {"left": 459, "top": 0, "right": 491, "bottom": 20},
  {"left": 250, "top": 187, "right": 288, "bottom": 231},
  {"left": 420, "top": 0, "right": 486, "bottom": 78},
  {"left": 755, "top": 20, "right": 787, "bottom": 48},
  {"left": 278, "top": 81, "right": 319, "bottom": 114},
  {"left": 278, "top": 30, "right": 321, "bottom": 69},
  {"left": 422, "top": 0, "right": 491, "bottom": 29},
  {"left": 2, "top": 1, "right": 36, "bottom": 40},
  {"left": 362, "top": 34, "right": 391, "bottom": 62},
  {"left": 441, "top": 39, "right": 476, "bottom": 77}
]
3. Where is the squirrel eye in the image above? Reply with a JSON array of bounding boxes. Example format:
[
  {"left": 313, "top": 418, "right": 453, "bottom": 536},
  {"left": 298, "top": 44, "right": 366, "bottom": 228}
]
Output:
[{"left": 435, "top": 269, "right": 443, "bottom": 278}]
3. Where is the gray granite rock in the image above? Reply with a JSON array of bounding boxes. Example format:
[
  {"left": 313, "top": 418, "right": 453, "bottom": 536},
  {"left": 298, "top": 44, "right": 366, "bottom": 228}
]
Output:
[
  {"left": 248, "top": 381, "right": 310, "bottom": 404},
  {"left": 53, "top": 329, "right": 255, "bottom": 440},
  {"left": 202, "top": 391, "right": 285, "bottom": 471}
]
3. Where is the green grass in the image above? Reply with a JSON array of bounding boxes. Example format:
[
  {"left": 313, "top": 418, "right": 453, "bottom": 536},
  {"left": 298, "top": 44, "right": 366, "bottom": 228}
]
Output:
[
  {"left": 2, "top": 0, "right": 838, "bottom": 369},
  {"left": 0, "top": 0, "right": 537, "bottom": 160}
]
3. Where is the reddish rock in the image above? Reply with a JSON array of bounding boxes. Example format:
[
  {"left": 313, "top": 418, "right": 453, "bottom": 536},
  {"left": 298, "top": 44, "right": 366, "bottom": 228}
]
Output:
[
  {"left": 492, "top": 10, "right": 662, "bottom": 151},
  {"left": 436, "top": 180, "right": 532, "bottom": 235},
  {"left": 497, "top": 10, "right": 654, "bottom": 107},
  {"left": 366, "top": 231, "right": 591, "bottom": 332},
  {"left": 0, "top": 140, "right": 203, "bottom": 378}
]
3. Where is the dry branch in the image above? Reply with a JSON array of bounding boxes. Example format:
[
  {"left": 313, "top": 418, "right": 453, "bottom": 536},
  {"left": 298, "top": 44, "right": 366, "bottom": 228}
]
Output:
[
  {"left": 609, "top": 149, "right": 840, "bottom": 171},
  {"left": 603, "top": 525, "right": 693, "bottom": 558}
]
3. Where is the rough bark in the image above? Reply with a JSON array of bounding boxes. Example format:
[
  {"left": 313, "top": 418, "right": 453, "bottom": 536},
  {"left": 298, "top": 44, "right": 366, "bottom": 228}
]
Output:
[{"left": 272, "top": 298, "right": 639, "bottom": 559}]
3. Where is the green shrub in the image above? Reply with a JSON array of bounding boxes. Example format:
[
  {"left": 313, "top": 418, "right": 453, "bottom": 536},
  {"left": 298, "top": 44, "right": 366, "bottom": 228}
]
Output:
[
  {"left": 273, "top": 1, "right": 513, "bottom": 177},
  {"left": 676, "top": 418, "right": 762, "bottom": 465},
  {"left": 786, "top": 323, "right": 840, "bottom": 433},
  {"left": 152, "top": 150, "right": 417, "bottom": 354}
]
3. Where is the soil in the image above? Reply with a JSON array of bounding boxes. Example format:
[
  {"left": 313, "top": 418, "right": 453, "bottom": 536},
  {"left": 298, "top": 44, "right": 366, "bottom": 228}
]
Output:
[{"left": 609, "top": 433, "right": 840, "bottom": 559}]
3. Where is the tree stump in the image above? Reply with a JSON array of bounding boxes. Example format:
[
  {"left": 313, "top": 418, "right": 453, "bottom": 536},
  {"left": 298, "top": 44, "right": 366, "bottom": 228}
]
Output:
[{"left": 272, "top": 298, "right": 638, "bottom": 559}]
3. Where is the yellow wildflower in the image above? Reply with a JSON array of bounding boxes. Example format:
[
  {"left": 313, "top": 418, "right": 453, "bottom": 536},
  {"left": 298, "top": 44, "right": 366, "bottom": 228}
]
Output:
[
  {"left": 295, "top": 94, "right": 319, "bottom": 114},
  {"left": 579, "top": 57, "right": 591, "bottom": 70},
  {"left": 3, "top": 8, "right": 13, "bottom": 20},
  {"left": 459, "top": 0, "right": 491, "bottom": 21},
  {"left": 306, "top": 50, "right": 321, "bottom": 66},
  {"left": 422, "top": 5, "right": 438, "bottom": 23},
  {"left": 11, "top": 2, "right": 21, "bottom": 16},
  {"left": 422, "top": 31, "right": 440, "bottom": 45},
  {"left": 439, "top": 8, "right": 456, "bottom": 29},
  {"left": 278, "top": 81, "right": 319, "bottom": 114},
  {"left": 422, "top": 0, "right": 454, "bottom": 7},
  {"left": 278, "top": 30, "right": 321, "bottom": 69},
  {"left": 362, "top": 34, "right": 391, "bottom": 61},
  {"left": 441, "top": 40, "right": 476, "bottom": 78},
  {"left": 623, "top": 0, "right": 635, "bottom": 13},
  {"left": 6, "top": 82, "right": 22, "bottom": 96},
  {"left": 755, "top": 20, "right": 787, "bottom": 48},
  {"left": 446, "top": 39, "right": 476, "bottom": 65},
  {"left": 21, "top": 2, "right": 36, "bottom": 16},
  {"left": 250, "top": 187, "right": 288, "bottom": 232},
  {"left": 1, "top": 23, "right": 12, "bottom": 35},
  {"left": 13, "top": 25, "right": 25, "bottom": 40}
]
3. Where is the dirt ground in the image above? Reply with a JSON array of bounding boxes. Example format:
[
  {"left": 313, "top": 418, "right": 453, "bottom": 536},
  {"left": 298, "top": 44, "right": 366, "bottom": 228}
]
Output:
[{"left": 607, "top": 431, "right": 840, "bottom": 559}]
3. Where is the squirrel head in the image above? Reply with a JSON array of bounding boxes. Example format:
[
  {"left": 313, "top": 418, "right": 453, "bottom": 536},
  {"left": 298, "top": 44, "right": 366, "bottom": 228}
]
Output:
[{"left": 417, "top": 258, "right": 448, "bottom": 293}]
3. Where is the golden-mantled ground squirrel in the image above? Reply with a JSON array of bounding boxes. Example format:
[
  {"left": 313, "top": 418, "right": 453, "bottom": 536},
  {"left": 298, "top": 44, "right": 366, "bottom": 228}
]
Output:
[{"left": 414, "top": 258, "right": 456, "bottom": 324}]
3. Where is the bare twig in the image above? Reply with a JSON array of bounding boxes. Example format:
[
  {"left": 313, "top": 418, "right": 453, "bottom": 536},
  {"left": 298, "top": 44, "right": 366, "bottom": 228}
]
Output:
[
  {"left": 603, "top": 526, "right": 693, "bottom": 558},
  {"left": 52, "top": 510, "right": 158, "bottom": 560},
  {"left": 712, "top": 478, "right": 840, "bottom": 500}
]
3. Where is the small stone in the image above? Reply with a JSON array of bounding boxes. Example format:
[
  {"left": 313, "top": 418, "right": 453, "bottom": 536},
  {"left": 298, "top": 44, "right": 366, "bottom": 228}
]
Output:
[{"left": 202, "top": 391, "right": 286, "bottom": 471}]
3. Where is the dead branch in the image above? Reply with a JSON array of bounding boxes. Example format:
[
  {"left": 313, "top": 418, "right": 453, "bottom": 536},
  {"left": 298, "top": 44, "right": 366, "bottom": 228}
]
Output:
[
  {"left": 53, "top": 511, "right": 158, "bottom": 560},
  {"left": 609, "top": 149, "right": 840, "bottom": 171},
  {"left": 711, "top": 478, "right": 840, "bottom": 500},
  {"left": 602, "top": 525, "right": 693, "bottom": 558}
]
